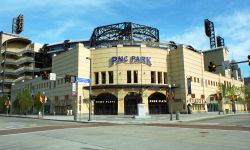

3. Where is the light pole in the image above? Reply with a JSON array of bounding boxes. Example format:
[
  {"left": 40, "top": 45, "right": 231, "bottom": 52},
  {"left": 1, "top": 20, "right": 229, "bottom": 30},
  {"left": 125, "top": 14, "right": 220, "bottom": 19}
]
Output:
[
  {"left": 42, "top": 91, "right": 45, "bottom": 118},
  {"left": 86, "top": 57, "right": 92, "bottom": 121},
  {"left": 169, "top": 85, "right": 173, "bottom": 121}
]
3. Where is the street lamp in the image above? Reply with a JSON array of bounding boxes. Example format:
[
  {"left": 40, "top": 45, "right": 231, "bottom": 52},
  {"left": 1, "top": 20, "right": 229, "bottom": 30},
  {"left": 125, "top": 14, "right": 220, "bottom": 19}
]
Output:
[
  {"left": 169, "top": 85, "right": 173, "bottom": 121},
  {"left": 86, "top": 57, "right": 92, "bottom": 121},
  {"left": 42, "top": 91, "right": 45, "bottom": 118}
]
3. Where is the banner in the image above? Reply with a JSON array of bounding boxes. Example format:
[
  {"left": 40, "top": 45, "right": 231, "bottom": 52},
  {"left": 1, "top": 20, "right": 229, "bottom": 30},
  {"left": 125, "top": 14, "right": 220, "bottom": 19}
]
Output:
[
  {"left": 72, "top": 83, "right": 77, "bottom": 96},
  {"left": 187, "top": 78, "right": 192, "bottom": 95}
]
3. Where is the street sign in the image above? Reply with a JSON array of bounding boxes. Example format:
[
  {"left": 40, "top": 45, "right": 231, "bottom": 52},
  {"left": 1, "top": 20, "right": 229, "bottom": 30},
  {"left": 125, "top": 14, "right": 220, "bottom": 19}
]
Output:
[
  {"left": 76, "top": 77, "right": 91, "bottom": 83},
  {"left": 49, "top": 73, "right": 56, "bottom": 81},
  {"left": 72, "top": 82, "right": 77, "bottom": 96}
]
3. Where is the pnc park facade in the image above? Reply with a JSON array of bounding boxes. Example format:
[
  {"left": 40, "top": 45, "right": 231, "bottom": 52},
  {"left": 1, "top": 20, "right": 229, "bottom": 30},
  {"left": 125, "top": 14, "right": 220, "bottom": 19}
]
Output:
[{"left": 0, "top": 22, "right": 245, "bottom": 115}]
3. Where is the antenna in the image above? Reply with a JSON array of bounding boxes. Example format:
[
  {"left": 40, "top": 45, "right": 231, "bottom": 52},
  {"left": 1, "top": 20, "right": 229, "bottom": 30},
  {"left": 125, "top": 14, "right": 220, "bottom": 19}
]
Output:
[{"left": 204, "top": 19, "right": 216, "bottom": 49}]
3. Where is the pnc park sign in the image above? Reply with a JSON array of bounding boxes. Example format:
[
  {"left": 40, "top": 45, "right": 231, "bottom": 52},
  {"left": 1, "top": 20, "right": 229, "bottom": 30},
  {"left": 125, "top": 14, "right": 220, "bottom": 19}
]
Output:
[{"left": 111, "top": 56, "right": 152, "bottom": 66}]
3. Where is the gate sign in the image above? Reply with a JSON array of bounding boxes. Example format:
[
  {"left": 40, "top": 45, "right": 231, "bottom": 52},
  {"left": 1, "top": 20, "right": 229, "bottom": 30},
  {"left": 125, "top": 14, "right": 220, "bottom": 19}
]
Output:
[{"left": 111, "top": 56, "right": 152, "bottom": 66}]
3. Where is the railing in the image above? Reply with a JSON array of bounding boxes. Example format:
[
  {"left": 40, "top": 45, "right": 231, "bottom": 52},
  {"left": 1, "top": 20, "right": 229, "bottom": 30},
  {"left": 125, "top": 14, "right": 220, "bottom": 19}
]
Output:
[
  {"left": 0, "top": 76, "right": 33, "bottom": 83},
  {"left": 1, "top": 49, "right": 34, "bottom": 55},
  {"left": 93, "top": 40, "right": 171, "bottom": 49},
  {"left": 3, "top": 67, "right": 39, "bottom": 75},
  {"left": 2, "top": 57, "right": 34, "bottom": 65}
]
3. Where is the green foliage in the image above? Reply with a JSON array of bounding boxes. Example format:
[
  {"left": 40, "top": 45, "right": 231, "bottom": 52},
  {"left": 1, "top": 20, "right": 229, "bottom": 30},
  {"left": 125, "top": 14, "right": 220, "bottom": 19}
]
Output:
[
  {"left": 218, "top": 83, "right": 245, "bottom": 104},
  {"left": 34, "top": 91, "right": 42, "bottom": 112},
  {"left": 14, "top": 89, "right": 33, "bottom": 114},
  {"left": 243, "top": 85, "right": 250, "bottom": 98}
]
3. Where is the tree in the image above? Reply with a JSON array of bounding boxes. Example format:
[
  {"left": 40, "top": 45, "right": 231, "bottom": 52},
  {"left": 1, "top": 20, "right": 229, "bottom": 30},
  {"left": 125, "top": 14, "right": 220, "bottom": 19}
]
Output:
[
  {"left": 33, "top": 91, "right": 42, "bottom": 113},
  {"left": 19, "top": 89, "right": 33, "bottom": 115},
  {"left": 218, "top": 83, "right": 244, "bottom": 113},
  {"left": 0, "top": 95, "right": 8, "bottom": 113},
  {"left": 13, "top": 91, "right": 22, "bottom": 114}
]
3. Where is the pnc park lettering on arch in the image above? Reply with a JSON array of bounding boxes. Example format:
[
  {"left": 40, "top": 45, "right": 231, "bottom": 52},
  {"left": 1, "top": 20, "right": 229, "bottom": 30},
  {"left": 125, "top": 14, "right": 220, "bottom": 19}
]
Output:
[{"left": 111, "top": 56, "right": 152, "bottom": 66}]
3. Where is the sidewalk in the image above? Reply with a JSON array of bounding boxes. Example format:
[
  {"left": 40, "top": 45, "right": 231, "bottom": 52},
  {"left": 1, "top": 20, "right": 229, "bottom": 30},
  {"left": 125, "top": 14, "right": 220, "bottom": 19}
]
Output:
[{"left": 1, "top": 111, "right": 249, "bottom": 124}]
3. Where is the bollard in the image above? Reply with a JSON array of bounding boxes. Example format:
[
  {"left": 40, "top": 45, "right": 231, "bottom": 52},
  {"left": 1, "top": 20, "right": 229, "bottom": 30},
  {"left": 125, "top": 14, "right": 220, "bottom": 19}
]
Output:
[
  {"left": 74, "top": 113, "right": 79, "bottom": 121},
  {"left": 176, "top": 111, "right": 180, "bottom": 120},
  {"left": 170, "top": 113, "right": 173, "bottom": 121}
]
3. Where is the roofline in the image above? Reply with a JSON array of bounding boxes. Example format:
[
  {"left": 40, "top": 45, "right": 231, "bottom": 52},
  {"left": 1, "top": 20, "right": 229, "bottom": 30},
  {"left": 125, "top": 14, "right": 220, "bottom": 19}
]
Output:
[
  {"left": 0, "top": 31, "right": 28, "bottom": 39},
  {"left": 3, "top": 37, "right": 32, "bottom": 45},
  {"left": 46, "top": 40, "right": 89, "bottom": 47}
]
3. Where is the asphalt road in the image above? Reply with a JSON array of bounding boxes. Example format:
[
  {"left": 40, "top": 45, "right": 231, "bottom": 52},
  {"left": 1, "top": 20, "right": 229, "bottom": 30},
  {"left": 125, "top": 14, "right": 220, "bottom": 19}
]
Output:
[{"left": 0, "top": 114, "right": 249, "bottom": 150}]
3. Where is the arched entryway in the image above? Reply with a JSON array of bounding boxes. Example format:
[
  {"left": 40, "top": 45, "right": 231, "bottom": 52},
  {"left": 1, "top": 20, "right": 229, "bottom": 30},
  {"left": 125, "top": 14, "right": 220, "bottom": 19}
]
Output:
[
  {"left": 148, "top": 92, "right": 168, "bottom": 114},
  {"left": 124, "top": 92, "right": 142, "bottom": 115},
  {"left": 94, "top": 93, "right": 118, "bottom": 115}
]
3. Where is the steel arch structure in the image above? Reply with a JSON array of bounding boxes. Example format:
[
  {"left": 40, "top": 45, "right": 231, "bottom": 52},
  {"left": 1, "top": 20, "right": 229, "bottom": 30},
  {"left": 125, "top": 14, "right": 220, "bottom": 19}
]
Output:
[{"left": 90, "top": 22, "right": 159, "bottom": 47}]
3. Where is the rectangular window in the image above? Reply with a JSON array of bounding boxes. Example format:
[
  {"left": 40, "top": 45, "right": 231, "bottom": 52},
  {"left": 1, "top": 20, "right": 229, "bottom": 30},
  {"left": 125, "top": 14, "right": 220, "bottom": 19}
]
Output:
[
  {"left": 194, "top": 77, "right": 196, "bottom": 83},
  {"left": 134, "top": 70, "right": 138, "bottom": 83},
  {"left": 197, "top": 78, "right": 200, "bottom": 83},
  {"left": 158, "top": 72, "right": 162, "bottom": 84},
  {"left": 53, "top": 81, "right": 56, "bottom": 88},
  {"left": 108, "top": 71, "right": 113, "bottom": 84},
  {"left": 164, "top": 72, "right": 167, "bottom": 84},
  {"left": 101, "top": 72, "right": 106, "bottom": 84},
  {"left": 55, "top": 96, "right": 59, "bottom": 101},
  {"left": 94, "top": 72, "right": 99, "bottom": 84},
  {"left": 127, "top": 71, "right": 131, "bottom": 83},
  {"left": 151, "top": 71, "right": 156, "bottom": 83}
]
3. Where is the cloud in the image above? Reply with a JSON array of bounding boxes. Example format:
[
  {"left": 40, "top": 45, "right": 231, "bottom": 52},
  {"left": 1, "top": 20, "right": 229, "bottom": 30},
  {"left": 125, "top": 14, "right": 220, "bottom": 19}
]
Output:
[
  {"left": 34, "top": 20, "right": 77, "bottom": 43},
  {"left": 167, "top": 26, "right": 209, "bottom": 50},
  {"left": 214, "top": 10, "right": 250, "bottom": 59},
  {"left": 167, "top": 10, "right": 250, "bottom": 60}
]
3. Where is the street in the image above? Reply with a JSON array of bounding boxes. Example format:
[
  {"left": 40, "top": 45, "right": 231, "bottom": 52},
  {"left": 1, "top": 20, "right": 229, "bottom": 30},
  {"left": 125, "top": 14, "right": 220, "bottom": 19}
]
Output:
[{"left": 0, "top": 114, "right": 250, "bottom": 150}]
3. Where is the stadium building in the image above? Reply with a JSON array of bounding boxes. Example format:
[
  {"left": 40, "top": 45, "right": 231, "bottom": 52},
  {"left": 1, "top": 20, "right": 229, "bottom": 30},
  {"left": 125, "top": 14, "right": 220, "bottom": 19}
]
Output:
[{"left": 1, "top": 22, "right": 245, "bottom": 115}]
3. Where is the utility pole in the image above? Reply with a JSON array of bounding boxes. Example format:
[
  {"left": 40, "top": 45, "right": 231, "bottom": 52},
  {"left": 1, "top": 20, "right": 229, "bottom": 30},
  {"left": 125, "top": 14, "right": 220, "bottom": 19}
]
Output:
[{"left": 86, "top": 57, "right": 92, "bottom": 121}]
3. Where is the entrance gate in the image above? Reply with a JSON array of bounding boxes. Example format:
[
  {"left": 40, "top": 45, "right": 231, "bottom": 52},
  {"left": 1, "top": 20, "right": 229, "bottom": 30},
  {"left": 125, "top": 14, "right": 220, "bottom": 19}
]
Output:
[
  {"left": 148, "top": 92, "right": 168, "bottom": 114},
  {"left": 124, "top": 92, "right": 142, "bottom": 115},
  {"left": 94, "top": 93, "right": 118, "bottom": 115}
]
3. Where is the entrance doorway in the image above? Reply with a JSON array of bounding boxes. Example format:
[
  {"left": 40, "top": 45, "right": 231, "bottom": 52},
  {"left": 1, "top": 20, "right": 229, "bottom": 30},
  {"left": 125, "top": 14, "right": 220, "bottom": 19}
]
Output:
[
  {"left": 148, "top": 92, "right": 168, "bottom": 114},
  {"left": 207, "top": 103, "right": 219, "bottom": 112},
  {"left": 124, "top": 92, "right": 141, "bottom": 115},
  {"left": 94, "top": 93, "right": 118, "bottom": 115}
]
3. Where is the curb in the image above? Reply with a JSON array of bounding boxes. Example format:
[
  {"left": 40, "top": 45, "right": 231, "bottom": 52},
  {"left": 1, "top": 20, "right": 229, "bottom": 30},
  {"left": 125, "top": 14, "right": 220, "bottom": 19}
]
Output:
[
  {"left": 180, "top": 113, "right": 249, "bottom": 122},
  {"left": 1, "top": 113, "right": 249, "bottom": 125}
]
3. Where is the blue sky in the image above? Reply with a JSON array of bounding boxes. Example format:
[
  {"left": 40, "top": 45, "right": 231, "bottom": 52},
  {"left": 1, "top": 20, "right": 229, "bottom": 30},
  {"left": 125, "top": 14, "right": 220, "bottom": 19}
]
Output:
[{"left": 0, "top": 0, "right": 249, "bottom": 77}]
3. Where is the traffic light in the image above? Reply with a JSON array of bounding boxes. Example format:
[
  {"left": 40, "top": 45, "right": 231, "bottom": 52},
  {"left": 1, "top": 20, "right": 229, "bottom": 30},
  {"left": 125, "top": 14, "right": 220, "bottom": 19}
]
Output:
[
  {"left": 208, "top": 62, "right": 216, "bottom": 72},
  {"left": 41, "top": 71, "right": 49, "bottom": 80},
  {"left": 248, "top": 55, "right": 250, "bottom": 66},
  {"left": 65, "top": 73, "right": 71, "bottom": 83}
]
